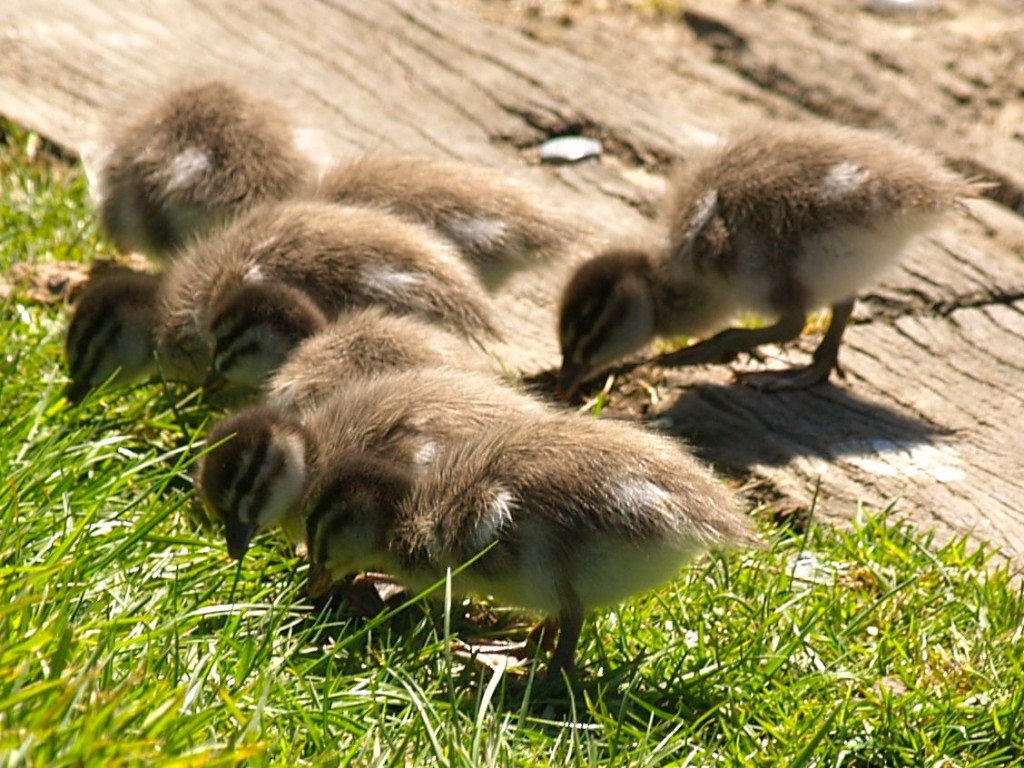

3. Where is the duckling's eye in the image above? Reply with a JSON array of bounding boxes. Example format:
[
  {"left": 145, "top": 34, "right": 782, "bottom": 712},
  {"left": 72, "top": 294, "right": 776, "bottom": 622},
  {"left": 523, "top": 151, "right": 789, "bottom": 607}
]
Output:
[{"left": 575, "top": 299, "right": 599, "bottom": 324}]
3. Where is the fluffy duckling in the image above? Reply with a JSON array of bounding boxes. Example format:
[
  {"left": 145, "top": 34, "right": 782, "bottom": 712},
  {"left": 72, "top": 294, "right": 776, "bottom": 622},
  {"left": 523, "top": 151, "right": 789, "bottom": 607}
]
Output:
[
  {"left": 317, "top": 156, "right": 577, "bottom": 291},
  {"left": 190, "top": 200, "right": 501, "bottom": 386},
  {"left": 195, "top": 368, "right": 546, "bottom": 559},
  {"left": 262, "top": 307, "right": 496, "bottom": 411},
  {"left": 306, "top": 412, "right": 757, "bottom": 676},
  {"left": 557, "top": 122, "right": 985, "bottom": 397},
  {"left": 95, "top": 80, "right": 313, "bottom": 259}
]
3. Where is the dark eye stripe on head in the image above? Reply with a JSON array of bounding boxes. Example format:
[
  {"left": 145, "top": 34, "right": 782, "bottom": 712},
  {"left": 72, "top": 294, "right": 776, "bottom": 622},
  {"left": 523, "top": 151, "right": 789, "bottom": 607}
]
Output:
[
  {"left": 578, "top": 301, "right": 632, "bottom": 364},
  {"left": 307, "top": 494, "right": 345, "bottom": 567},
  {"left": 242, "top": 447, "right": 286, "bottom": 526},
  {"left": 561, "top": 295, "right": 609, "bottom": 350},
  {"left": 233, "top": 435, "right": 270, "bottom": 506},
  {"left": 74, "top": 316, "right": 124, "bottom": 385},
  {"left": 69, "top": 308, "right": 119, "bottom": 372},
  {"left": 216, "top": 339, "right": 264, "bottom": 375},
  {"left": 213, "top": 312, "right": 257, "bottom": 355}
]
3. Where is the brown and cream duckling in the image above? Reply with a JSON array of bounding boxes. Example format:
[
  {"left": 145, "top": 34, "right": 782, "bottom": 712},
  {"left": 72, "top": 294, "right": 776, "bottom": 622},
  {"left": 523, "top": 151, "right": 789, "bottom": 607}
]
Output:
[
  {"left": 557, "top": 121, "right": 986, "bottom": 397},
  {"left": 262, "top": 307, "right": 496, "bottom": 411},
  {"left": 195, "top": 368, "right": 547, "bottom": 559},
  {"left": 190, "top": 200, "right": 501, "bottom": 386},
  {"left": 95, "top": 80, "right": 313, "bottom": 259},
  {"left": 317, "top": 156, "right": 577, "bottom": 291},
  {"left": 306, "top": 412, "right": 757, "bottom": 677}
]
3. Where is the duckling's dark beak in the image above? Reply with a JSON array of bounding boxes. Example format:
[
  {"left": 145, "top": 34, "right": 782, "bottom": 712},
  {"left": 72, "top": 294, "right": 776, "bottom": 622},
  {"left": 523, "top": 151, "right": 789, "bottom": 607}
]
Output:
[
  {"left": 555, "top": 360, "right": 586, "bottom": 402},
  {"left": 307, "top": 563, "right": 335, "bottom": 600},
  {"left": 224, "top": 520, "right": 257, "bottom": 560},
  {"left": 202, "top": 368, "right": 226, "bottom": 396}
]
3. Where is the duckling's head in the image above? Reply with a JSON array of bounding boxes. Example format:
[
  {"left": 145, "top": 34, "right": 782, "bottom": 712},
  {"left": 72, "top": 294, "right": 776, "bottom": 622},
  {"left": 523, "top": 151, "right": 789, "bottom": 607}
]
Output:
[
  {"left": 557, "top": 248, "right": 656, "bottom": 399},
  {"left": 205, "top": 281, "right": 328, "bottom": 393},
  {"left": 305, "top": 454, "right": 414, "bottom": 595},
  {"left": 64, "top": 270, "right": 161, "bottom": 404},
  {"left": 196, "top": 406, "right": 309, "bottom": 559}
]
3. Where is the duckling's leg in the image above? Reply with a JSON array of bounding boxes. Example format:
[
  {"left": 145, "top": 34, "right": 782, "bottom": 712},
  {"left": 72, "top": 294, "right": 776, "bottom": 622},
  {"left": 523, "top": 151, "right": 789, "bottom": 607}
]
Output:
[
  {"left": 653, "top": 311, "right": 807, "bottom": 368},
  {"left": 526, "top": 616, "right": 560, "bottom": 656},
  {"left": 546, "top": 600, "right": 584, "bottom": 679},
  {"left": 737, "top": 299, "right": 855, "bottom": 391}
]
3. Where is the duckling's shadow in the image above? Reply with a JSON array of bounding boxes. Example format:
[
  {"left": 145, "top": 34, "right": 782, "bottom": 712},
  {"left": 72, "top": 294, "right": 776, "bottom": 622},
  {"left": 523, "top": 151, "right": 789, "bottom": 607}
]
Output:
[
  {"left": 461, "top": 653, "right": 730, "bottom": 723},
  {"left": 654, "top": 378, "right": 948, "bottom": 473}
]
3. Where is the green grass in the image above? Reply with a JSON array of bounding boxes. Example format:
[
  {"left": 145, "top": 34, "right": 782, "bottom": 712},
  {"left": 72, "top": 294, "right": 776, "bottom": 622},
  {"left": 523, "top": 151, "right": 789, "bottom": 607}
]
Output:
[{"left": 2, "top": 120, "right": 1023, "bottom": 766}]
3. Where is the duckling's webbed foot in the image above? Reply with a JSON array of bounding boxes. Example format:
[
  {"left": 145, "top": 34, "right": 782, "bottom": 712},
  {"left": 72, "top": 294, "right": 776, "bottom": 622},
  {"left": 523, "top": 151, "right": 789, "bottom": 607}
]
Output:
[
  {"left": 652, "top": 311, "right": 806, "bottom": 369},
  {"left": 467, "top": 618, "right": 559, "bottom": 666},
  {"left": 735, "top": 362, "right": 833, "bottom": 391},
  {"left": 736, "top": 300, "right": 854, "bottom": 392}
]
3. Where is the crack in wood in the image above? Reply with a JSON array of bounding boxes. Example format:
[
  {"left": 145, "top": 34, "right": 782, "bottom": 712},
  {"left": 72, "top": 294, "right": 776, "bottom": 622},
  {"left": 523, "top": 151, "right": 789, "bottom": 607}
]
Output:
[
  {"left": 681, "top": 9, "right": 747, "bottom": 53},
  {"left": 859, "top": 289, "right": 1024, "bottom": 322}
]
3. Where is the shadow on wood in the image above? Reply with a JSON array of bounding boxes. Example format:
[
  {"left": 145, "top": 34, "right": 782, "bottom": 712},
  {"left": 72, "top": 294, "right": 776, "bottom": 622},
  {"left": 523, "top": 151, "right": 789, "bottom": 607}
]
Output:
[{"left": 657, "top": 381, "right": 947, "bottom": 473}]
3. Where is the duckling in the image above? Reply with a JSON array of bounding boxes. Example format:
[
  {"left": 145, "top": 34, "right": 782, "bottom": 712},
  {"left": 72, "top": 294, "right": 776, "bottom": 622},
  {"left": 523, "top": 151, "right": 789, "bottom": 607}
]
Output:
[
  {"left": 557, "top": 122, "right": 986, "bottom": 397},
  {"left": 63, "top": 269, "right": 161, "bottom": 403},
  {"left": 305, "top": 412, "right": 757, "bottom": 677},
  {"left": 262, "top": 307, "right": 497, "bottom": 411},
  {"left": 195, "top": 368, "right": 546, "bottom": 559},
  {"left": 164, "top": 196, "right": 499, "bottom": 385},
  {"left": 188, "top": 200, "right": 501, "bottom": 385},
  {"left": 317, "top": 156, "right": 577, "bottom": 291},
  {"left": 95, "top": 80, "right": 314, "bottom": 259}
]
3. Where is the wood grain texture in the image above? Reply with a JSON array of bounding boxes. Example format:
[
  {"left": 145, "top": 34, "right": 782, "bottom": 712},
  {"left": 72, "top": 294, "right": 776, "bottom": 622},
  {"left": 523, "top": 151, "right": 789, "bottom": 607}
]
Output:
[{"left": 2, "top": 0, "right": 1023, "bottom": 566}]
